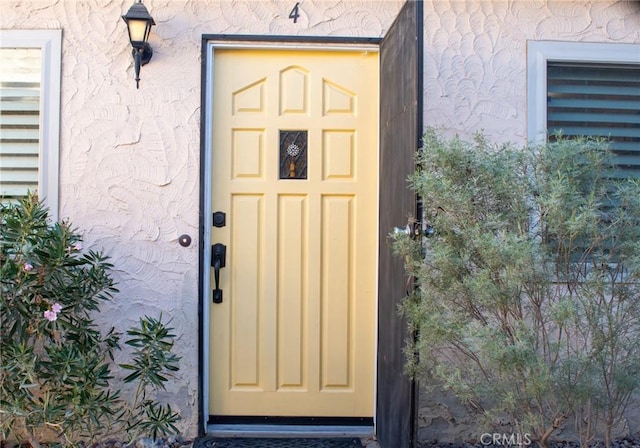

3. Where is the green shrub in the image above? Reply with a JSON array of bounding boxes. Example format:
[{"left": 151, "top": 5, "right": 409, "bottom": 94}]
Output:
[
  {"left": 393, "top": 131, "right": 640, "bottom": 447},
  {"left": 0, "top": 194, "right": 181, "bottom": 446},
  {"left": 120, "top": 315, "right": 181, "bottom": 442}
]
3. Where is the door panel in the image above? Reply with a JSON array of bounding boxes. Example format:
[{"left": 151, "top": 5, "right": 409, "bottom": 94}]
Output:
[
  {"left": 377, "top": 0, "right": 423, "bottom": 447},
  {"left": 210, "top": 49, "right": 378, "bottom": 418}
]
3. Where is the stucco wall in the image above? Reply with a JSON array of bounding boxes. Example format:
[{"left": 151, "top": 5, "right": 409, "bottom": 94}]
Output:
[
  {"left": 423, "top": 0, "right": 640, "bottom": 144},
  {"left": 0, "top": 0, "right": 404, "bottom": 437},
  {"left": 2, "top": 0, "right": 640, "bottom": 442}
]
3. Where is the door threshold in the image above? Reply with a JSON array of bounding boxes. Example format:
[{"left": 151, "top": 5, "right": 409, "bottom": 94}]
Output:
[{"left": 206, "top": 424, "right": 374, "bottom": 438}]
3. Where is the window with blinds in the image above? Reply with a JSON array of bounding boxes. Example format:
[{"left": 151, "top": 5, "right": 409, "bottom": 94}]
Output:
[
  {"left": 0, "top": 48, "right": 41, "bottom": 201},
  {"left": 547, "top": 62, "right": 640, "bottom": 178},
  {"left": 546, "top": 61, "right": 640, "bottom": 261},
  {"left": 0, "top": 31, "right": 60, "bottom": 217}
]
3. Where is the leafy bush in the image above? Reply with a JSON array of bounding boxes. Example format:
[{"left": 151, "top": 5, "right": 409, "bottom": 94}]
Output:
[
  {"left": 0, "top": 194, "right": 181, "bottom": 446},
  {"left": 393, "top": 131, "right": 640, "bottom": 447},
  {"left": 120, "top": 315, "right": 181, "bottom": 442}
]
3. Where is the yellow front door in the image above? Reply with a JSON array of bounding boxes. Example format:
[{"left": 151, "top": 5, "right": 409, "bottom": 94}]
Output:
[{"left": 209, "top": 48, "right": 378, "bottom": 418}]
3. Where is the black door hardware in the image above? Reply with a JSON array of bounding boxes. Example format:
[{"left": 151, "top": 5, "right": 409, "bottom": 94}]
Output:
[
  {"left": 213, "top": 211, "right": 226, "bottom": 228},
  {"left": 211, "top": 243, "right": 226, "bottom": 303}
]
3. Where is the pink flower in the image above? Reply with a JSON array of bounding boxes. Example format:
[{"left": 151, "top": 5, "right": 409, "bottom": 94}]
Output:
[
  {"left": 23, "top": 263, "right": 33, "bottom": 272},
  {"left": 44, "top": 303, "right": 62, "bottom": 322},
  {"left": 73, "top": 242, "right": 83, "bottom": 251}
]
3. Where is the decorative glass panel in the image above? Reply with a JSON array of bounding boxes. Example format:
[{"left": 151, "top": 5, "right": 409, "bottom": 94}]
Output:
[{"left": 280, "top": 130, "right": 308, "bottom": 179}]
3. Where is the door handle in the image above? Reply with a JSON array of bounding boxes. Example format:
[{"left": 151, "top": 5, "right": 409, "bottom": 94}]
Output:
[{"left": 211, "top": 243, "right": 226, "bottom": 303}]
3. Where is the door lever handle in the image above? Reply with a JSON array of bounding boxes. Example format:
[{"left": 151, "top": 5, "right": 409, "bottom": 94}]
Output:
[{"left": 212, "top": 243, "right": 226, "bottom": 303}]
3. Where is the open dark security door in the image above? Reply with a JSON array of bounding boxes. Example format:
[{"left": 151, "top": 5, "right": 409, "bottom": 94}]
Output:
[{"left": 377, "top": 1, "right": 423, "bottom": 447}]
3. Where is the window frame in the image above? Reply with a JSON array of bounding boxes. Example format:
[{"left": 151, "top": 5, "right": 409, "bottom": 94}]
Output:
[
  {"left": 527, "top": 40, "right": 640, "bottom": 267},
  {"left": 527, "top": 40, "right": 640, "bottom": 146},
  {"left": 1, "top": 29, "right": 62, "bottom": 218}
]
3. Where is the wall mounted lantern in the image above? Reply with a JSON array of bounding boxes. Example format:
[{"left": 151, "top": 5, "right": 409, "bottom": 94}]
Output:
[{"left": 122, "top": 0, "right": 155, "bottom": 89}]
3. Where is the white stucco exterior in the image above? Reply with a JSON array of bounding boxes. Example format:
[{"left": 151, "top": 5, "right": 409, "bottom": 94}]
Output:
[
  {"left": 1, "top": 0, "right": 639, "bottom": 439},
  {"left": 422, "top": 1, "right": 639, "bottom": 144}
]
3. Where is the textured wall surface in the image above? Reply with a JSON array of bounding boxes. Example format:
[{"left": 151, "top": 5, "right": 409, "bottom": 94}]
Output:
[
  {"left": 0, "top": 0, "right": 404, "bottom": 437},
  {"left": 423, "top": 0, "right": 640, "bottom": 143},
  {"left": 2, "top": 0, "right": 640, "bottom": 441}
]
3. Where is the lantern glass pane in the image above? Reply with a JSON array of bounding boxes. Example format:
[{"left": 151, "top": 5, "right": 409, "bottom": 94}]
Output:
[{"left": 127, "top": 19, "right": 148, "bottom": 45}]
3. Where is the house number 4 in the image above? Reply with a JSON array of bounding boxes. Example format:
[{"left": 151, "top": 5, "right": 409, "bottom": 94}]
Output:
[{"left": 289, "top": 2, "right": 300, "bottom": 23}]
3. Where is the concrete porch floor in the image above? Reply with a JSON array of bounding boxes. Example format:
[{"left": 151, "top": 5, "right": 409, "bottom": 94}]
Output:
[{"left": 361, "top": 437, "right": 381, "bottom": 447}]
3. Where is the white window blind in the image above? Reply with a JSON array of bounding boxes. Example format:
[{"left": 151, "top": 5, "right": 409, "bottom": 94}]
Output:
[
  {"left": 547, "top": 62, "right": 640, "bottom": 178},
  {"left": 0, "top": 30, "right": 61, "bottom": 218},
  {"left": 0, "top": 48, "right": 41, "bottom": 199}
]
